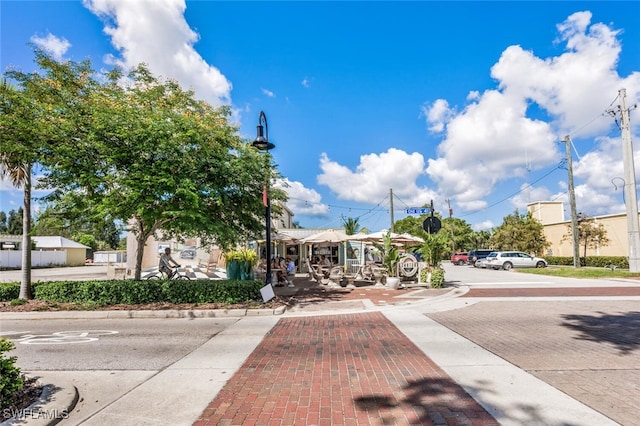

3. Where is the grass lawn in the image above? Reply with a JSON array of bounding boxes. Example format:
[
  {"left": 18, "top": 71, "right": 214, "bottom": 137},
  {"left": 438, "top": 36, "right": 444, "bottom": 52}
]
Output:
[{"left": 516, "top": 266, "right": 640, "bottom": 279}]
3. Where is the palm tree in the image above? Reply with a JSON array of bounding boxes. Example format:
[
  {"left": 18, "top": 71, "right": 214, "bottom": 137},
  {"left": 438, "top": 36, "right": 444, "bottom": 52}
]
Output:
[
  {"left": 342, "top": 217, "right": 361, "bottom": 235},
  {"left": 0, "top": 160, "right": 32, "bottom": 299},
  {"left": 1, "top": 79, "right": 33, "bottom": 299}
]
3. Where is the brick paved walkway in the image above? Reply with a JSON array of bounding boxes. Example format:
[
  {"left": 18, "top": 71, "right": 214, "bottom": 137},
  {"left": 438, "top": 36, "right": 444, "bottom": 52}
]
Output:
[
  {"left": 195, "top": 312, "right": 498, "bottom": 426},
  {"left": 428, "top": 300, "right": 640, "bottom": 426}
]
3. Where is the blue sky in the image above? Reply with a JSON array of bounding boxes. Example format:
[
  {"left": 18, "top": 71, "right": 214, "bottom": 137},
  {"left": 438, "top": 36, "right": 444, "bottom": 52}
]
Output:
[{"left": 2, "top": 1, "right": 640, "bottom": 234}]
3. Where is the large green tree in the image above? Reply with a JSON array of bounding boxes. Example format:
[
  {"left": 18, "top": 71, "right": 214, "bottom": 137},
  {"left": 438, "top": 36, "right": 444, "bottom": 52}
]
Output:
[
  {"left": 4, "top": 49, "right": 283, "bottom": 280},
  {"left": 0, "top": 211, "right": 7, "bottom": 232},
  {"left": 471, "top": 230, "right": 493, "bottom": 249},
  {"left": 490, "top": 210, "right": 549, "bottom": 255},
  {"left": 442, "top": 217, "right": 476, "bottom": 253},
  {"left": 5, "top": 208, "right": 24, "bottom": 235},
  {"left": 32, "top": 200, "right": 121, "bottom": 250},
  {"left": 393, "top": 214, "right": 427, "bottom": 236},
  {"left": 394, "top": 212, "right": 476, "bottom": 257}
]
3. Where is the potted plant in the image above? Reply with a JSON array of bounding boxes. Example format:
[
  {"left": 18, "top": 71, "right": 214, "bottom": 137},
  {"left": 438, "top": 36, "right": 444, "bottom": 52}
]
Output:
[
  {"left": 373, "top": 231, "right": 401, "bottom": 288},
  {"left": 223, "top": 249, "right": 243, "bottom": 280},
  {"left": 223, "top": 248, "right": 258, "bottom": 280},
  {"left": 238, "top": 248, "right": 258, "bottom": 280}
]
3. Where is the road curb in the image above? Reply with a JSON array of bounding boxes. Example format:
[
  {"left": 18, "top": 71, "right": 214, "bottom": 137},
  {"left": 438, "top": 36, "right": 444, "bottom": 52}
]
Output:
[
  {"left": 1, "top": 379, "right": 79, "bottom": 426},
  {"left": 0, "top": 306, "right": 286, "bottom": 320}
]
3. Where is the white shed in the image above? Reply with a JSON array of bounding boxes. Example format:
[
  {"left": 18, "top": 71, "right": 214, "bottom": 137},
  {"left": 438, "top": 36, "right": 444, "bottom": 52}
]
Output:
[{"left": 32, "top": 236, "right": 90, "bottom": 266}]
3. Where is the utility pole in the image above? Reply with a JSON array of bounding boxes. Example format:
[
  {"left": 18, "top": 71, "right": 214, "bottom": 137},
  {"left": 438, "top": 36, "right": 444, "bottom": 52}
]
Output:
[
  {"left": 389, "top": 188, "right": 394, "bottom": 232},
  {"left": 564, "top": 135, "right": 581, "bottom": 268},
  {"left": 446, "top": 199, "right": 455, "bottom": 252},
  {"left": 614, "top": 88, "right": 640, "bottom": 272}
]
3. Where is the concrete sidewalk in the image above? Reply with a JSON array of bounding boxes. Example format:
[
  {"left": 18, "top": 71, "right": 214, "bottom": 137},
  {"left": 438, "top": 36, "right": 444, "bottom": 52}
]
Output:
[
  {"left": 6, "top": 274, "right": 637, "bottom": 425},
  {"left": 63, "top": 290, "right": 621, "bottom": 425}
]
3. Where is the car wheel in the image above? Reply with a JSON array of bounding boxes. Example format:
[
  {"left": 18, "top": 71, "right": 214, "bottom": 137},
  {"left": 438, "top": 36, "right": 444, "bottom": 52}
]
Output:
[
  {"left": 536, "top": 261, "right": 546, "bottom": 268},
  {"left": 457, "top": 260, "right": 465, "bottom": 266},
  {"left": 502, "top": 262, "right": 513, "bottom": 271}
]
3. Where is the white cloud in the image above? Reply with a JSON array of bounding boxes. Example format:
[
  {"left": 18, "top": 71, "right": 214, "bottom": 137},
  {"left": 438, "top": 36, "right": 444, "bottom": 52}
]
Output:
[
  {"left": 421, "top": 99, "right": 453, "bottom": 133},
  {"left": 273, "top": 178, "right": 329, "bottom": 216},
  {"left": 426, "top": 89, "right": 559, "bottom": 208},
  {"left": 317, "top": 148, "right": 438, "bottom": 207},
  {"left": 571, "top": 134, "right": 634, "bottom": 216},
  {"left": 30, "top": 33, "right": 71, "bottom": 61},
  {"left": 423, "top": 10, "right": 640, "bottom": 221},
  {"left": 301, "top": 78, "right": 310, "bottom": 88},
  {"left": 83, "top": 0, "right": 231, "bottom": 106},
  {"left": 510, "top": 184, "right": 554, "bottom": 211},
  {"left": 473, "top": 220, "right": 494, "bottom": 231},
  {"left": 261, "top": 88, "right": 275, "bottom": 98}
]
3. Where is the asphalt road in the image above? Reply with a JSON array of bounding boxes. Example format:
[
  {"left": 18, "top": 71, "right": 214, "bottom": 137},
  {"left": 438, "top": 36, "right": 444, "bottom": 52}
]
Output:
[
  {"left": 1, "top": 317, "right": 239, "bottom": 370},
  {"left": 0, "top": 265, "right": 110, "bottom": 283},
  {"left": 1, "top": 317, "right": 240, "bottom": 425}
]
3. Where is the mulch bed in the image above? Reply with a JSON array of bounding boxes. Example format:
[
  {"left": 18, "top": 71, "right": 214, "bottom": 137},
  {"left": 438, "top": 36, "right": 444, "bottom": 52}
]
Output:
[{"left": 1, "top": 377, "right": 43, "bottom": 422}]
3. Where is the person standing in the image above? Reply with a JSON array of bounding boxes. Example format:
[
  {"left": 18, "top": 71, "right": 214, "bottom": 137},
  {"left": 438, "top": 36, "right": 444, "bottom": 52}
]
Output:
[{"left": 285, "top": 257, "right": 295, "bottom": 287}]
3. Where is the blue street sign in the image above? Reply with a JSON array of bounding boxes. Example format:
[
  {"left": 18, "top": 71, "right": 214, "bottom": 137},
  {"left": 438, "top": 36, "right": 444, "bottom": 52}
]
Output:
[{"left": 405, "top": 208, "right": 431, "bottom": 215}]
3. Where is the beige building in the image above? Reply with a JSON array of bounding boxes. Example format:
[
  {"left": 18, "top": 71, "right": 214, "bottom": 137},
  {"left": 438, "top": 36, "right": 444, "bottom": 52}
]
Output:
[
  {"left": 528, "top": 201, "right": 634, "bottom": 257},
  {"left": 126, "top": 202, "right": 297, "bottom": 271}
]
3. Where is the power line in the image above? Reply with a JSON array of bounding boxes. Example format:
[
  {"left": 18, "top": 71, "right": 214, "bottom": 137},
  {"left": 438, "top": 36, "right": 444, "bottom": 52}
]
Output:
[{"left": 459, "top": 162, "right": 564, "bottom": 219}]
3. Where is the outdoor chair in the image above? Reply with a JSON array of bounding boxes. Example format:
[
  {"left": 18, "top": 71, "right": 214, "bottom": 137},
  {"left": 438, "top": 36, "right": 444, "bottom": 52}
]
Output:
[
  {"left": 199, "top": 249, "right": 221, "bottom": 274},
  {"left": 327, "top": 266, "right": 345, "bottom": 287}
]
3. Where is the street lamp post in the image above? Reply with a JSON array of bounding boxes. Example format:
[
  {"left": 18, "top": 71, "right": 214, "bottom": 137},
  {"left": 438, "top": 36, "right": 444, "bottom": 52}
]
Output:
[{"left": 252, "top": 111, "right": 275, "bottom": 285}]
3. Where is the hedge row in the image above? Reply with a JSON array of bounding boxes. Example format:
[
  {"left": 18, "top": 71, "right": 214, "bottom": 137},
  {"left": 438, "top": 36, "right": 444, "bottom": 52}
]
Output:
[
  {"left": 546, "top": 256, "right": 629, "bottom": 269},
  {"left": 0, "top": 279, "right": 264, "bottom": 305}
]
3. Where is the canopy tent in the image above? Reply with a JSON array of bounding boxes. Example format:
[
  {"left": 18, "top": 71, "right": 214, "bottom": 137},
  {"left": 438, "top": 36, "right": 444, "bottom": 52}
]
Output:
[
  {"left": 256, "top": 231, "right": 299, "bottom": 244},
  {"left": 300, "top": 229, "right": 350, "bottom": 244},
  {"left": 348, "top": 230, "right": 423, "bottom": 245}
]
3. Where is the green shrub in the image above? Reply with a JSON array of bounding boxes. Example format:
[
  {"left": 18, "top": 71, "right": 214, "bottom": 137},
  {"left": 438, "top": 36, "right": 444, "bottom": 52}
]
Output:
[
  {"left": 0, "top": 282, "right": 48, "bottom": 302},
  {"left": 32, "top": 279, "right": 263, "bottom": 306},
  {"left": 418, "top": 267, "right": 446, "bottom": 288},
  {"left": 546, "top": 256, "right": 629, "bottom": 269},
  {"left": 0, "top": 282, "right": 20, "bottom": 301},
  {"left": 0, "top": 338, "right": 24, "bottom": 410},
  {"left": 429, "top": 267, "right": 445, "bottom": 288},
  {"left": 161, "top": 279, "right": 263, "bottom": 304}
]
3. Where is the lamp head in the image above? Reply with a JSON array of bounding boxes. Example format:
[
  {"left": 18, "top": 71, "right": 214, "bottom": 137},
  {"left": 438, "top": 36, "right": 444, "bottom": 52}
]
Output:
[{"left": 252, "top": 111, "right": 275, "bottom": 151}]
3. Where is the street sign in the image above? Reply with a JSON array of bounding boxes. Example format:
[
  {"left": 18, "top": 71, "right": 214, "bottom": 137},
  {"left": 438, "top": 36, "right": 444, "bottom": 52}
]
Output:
[
  {"left": 406, "top": 207, "right": 431, "bottom": 215},
  {"left": 422, "top": 216, "right": 442, "bottom": 234}
]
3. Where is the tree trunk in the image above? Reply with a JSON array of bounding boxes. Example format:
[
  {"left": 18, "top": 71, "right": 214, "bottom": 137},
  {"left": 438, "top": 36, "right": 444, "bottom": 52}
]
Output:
[
  {"left": 19, "top": 166, "right": 32, "bottom": 299},
  {"left": 134, "top": 232, "right": 146, "bottom": 281}
]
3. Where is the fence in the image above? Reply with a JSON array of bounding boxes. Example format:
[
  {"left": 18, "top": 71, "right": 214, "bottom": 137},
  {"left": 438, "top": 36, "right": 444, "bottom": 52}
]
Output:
[
  {"left": 345, "top": 259, "right": 361, "bottom": 274},
  {"left": 0, "top": 250, "right": 67, "bottom": 268}
]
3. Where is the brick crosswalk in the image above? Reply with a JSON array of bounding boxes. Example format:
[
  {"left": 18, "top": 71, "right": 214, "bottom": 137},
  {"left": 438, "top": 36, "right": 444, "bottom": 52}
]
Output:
[{"left": 194, "top": 312, "right": 498, "bottom": 426}]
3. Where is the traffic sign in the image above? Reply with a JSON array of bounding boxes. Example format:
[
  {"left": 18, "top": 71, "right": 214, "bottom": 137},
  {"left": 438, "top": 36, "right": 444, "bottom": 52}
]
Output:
[
  {"left": 422, "top": 216, "right": 442, "bottom": 234},
  {"left": 405, "top": 207, "right": 431, "bottom": 215}
]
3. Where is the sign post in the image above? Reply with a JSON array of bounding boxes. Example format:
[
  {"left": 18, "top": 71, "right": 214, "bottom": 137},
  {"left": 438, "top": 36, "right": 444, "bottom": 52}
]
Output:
[{"left": 422, "top": 200, "right": 441, "bottom": 234}]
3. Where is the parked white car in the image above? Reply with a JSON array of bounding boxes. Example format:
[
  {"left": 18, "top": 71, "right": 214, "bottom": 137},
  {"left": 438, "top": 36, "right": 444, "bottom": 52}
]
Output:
[
  {"left": 475, "top": 258, "right": 490, "bottom": 269},
  {"left": 486, "top": 251, "right": 547, "bottom": 270}
]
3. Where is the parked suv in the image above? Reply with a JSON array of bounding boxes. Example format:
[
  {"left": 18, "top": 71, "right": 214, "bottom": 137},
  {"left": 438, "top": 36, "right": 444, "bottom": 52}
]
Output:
[
  {"left": 450, "top": 252, "right": 468, "bottom": 266},
  {"left": 467, "top": 249, "right": 495, "bottom": 267},
  {"left": 486, "top": 251, "right": 547, "bottom": 270}
]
